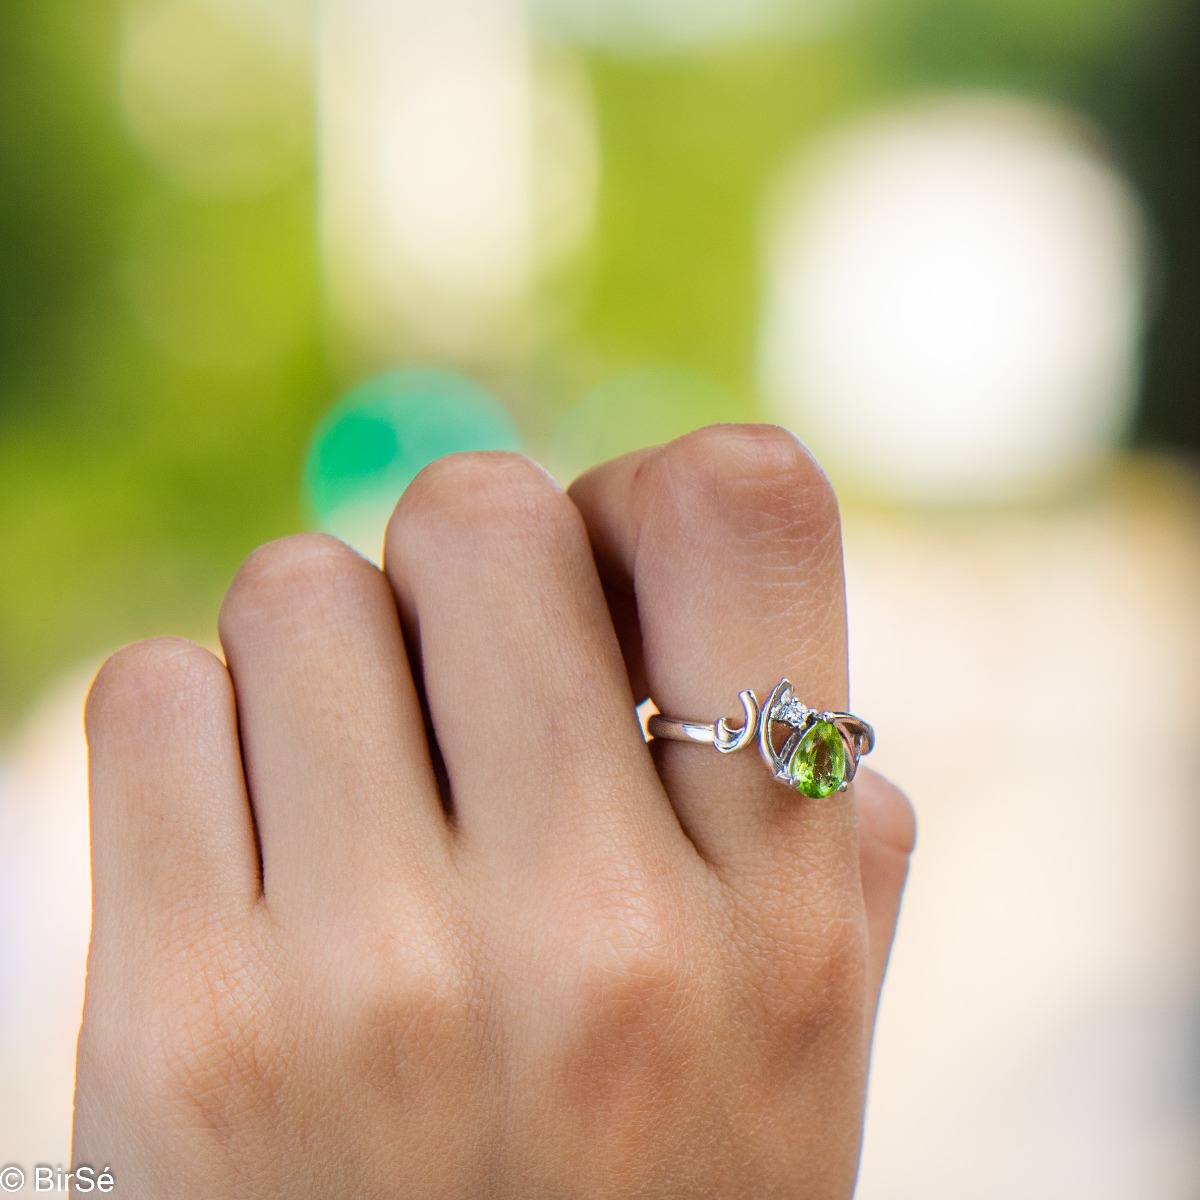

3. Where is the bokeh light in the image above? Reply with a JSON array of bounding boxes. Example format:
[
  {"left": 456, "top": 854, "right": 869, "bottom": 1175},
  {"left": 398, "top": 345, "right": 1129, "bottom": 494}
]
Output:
[
  {"left": 530, "top": 0, "right": 851, "bottom": 50},
  {"left": 304, "top": 368, "right": 523, "bottom": 558},
  {"left": 760, "top": 96, "right": 1149, "bottom": 503},
  {"left": 0, "top": 671, "right": 92, "bottom": 1172},
  {"left": 547, "top": 366, "right": 736, "bottom": 482},
  {"left": 120, "top": 0, "right": 311, "bottom": 196},
  {"left": 319, "top": 0, "right": 598, "bottom": 366}
]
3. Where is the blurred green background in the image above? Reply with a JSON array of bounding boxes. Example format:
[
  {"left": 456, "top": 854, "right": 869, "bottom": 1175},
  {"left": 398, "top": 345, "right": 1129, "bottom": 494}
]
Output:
[
  {"left": 2, "top": 0, "right": 1199, "bottom": 732},
  {"left": 4, "top": 3, "right": 1200, "bottom": 1194}
]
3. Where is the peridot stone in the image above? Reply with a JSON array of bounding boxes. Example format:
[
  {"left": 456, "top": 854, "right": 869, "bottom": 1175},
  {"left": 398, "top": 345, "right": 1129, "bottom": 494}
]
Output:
[{"left": 787, "top": 721, "right": 847, "bottom": 798}]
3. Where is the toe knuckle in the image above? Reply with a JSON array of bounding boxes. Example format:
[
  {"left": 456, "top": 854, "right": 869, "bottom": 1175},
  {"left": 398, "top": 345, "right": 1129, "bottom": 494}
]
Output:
[
  {"left": 655, "top": 423, "right": 840, "bottom": 544},
  {"left": 86, "top": 638, "right": 228, "bottom": 735}
]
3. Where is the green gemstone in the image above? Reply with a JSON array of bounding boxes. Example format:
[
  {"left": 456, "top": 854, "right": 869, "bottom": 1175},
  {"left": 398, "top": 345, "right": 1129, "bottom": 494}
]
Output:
[{"left": 787, "top": 721, "right": 847, "bottom": 799}]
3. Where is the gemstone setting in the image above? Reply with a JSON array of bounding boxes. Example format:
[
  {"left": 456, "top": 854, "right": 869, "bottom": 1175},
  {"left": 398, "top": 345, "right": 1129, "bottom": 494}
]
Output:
[
  {"left": 786, "top": 720, "right": 847, "bottom": 798},
  {"left": 774, "top": 694, "right": 810, "bottom": 729}
]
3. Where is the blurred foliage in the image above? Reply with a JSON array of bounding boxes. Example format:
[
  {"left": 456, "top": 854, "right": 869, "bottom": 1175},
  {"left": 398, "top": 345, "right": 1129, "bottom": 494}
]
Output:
[
  {"left": 578, "top": 42, "right": 871, "bottom": 396},
  {"left": 0, "top": 0, "right": 330, "bottom": 729},
  {"left": 1, "top": 0, "right": 1198, "bottom": 730}
]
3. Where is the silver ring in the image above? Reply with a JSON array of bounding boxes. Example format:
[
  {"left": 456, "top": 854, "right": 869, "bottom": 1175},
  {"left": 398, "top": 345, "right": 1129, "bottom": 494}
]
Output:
[{"left": 643, "top": 678, "right": 874, "bottom": 798}]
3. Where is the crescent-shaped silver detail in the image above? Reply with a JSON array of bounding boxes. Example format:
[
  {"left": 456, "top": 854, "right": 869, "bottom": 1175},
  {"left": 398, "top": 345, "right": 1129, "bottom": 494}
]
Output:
[
  {"left": 714, "top": 690, "right": 760, "bottom": 754},
  {"left": 759, "top": 679, "right": 802, "bottom": 781}
]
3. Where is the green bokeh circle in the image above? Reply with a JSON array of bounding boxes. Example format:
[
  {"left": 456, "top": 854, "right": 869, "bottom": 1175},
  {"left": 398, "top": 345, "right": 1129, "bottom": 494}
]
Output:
[{"left": 304, "top": 369, "right": 523, "bottom": 528}]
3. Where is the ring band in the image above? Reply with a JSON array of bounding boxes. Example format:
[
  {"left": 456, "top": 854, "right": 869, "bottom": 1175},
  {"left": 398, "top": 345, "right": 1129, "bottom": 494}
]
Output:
[{"left": 644, "top": 679, "right": 874, "bottom": 799}]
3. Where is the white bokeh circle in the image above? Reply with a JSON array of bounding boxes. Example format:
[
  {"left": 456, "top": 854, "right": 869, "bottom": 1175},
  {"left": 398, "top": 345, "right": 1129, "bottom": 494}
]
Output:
[{"left": 759, "top": 96, "right": 1149, "bottom": 502}]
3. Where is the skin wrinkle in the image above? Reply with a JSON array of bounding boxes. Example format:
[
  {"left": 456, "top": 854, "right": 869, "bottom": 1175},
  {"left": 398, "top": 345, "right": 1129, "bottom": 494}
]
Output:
[
  {"left": 399, "top": 452, "right": 567, "bottom": 533},
  {"left": 144, "top": 954, "right": 279, "bottom": 1158},
  {"left": 86, "top": 642, "right": 263, "bottom": 927},
  {"left": 567, "top": 429, "right": 872, "bottom": 1194},
  {"left": 633, "top": 434, "right": 847, "bottom": 676},
  {"left": 384, "top": 453, "right": 669, "bottom": 875},
  {"left": 221, "top": 535, "right": 374, "bottom": 635},
  {"left": 75, "top": 430, "right": 912, "bottom": 1199},
  {"left": 219, "top": 531, "right": 450, "bottom": 913},
  {"left": 86, "top": 638, "right": 227, "bottom": 730},
  {"left": 397, "top": 546, "right": 619, "bottom": 745}
]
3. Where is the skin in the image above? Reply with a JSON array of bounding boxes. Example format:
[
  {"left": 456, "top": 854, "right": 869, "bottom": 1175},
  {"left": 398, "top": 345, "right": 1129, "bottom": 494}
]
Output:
[{"left": 73, "top": 424, "right": 915, "bottom": 1198}]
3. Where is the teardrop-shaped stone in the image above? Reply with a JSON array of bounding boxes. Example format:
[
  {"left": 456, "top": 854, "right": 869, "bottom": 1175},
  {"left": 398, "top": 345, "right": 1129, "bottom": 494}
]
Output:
[{"left": 787, "top": 720, "right": 847, "bottom": 798}]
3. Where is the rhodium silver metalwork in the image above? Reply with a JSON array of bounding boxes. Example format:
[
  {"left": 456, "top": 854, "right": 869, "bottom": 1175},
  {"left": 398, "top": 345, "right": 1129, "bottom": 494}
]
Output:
[{"left": 644, "top": 679, "right": 874, "bottom": 796}]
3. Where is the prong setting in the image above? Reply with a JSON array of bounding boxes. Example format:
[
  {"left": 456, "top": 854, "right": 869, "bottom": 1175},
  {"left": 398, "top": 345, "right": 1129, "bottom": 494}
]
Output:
[{"left": 645, "top": 677, "right": 874, "bottom": 799}]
